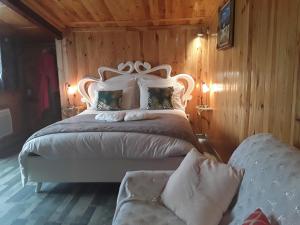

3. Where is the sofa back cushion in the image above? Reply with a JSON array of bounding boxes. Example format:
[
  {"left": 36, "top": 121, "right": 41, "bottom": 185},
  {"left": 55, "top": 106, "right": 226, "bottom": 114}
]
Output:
[
  {"left": 221, "top": 134, "right": 300, "bottom": 225},
  {"left": 161, "top": 150, "right": 243, "bottom": 225}
]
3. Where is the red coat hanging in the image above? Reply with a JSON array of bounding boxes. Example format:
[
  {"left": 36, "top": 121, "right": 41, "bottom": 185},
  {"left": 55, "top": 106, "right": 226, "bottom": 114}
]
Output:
[{"left": 37, "top": 50, "right": 59, "bottom": 119}]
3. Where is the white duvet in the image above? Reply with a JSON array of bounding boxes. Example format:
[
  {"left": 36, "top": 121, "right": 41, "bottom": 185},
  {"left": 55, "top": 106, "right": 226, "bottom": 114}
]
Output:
[{"left": 19, "top": 109, "right": 194, "bottom": 184}]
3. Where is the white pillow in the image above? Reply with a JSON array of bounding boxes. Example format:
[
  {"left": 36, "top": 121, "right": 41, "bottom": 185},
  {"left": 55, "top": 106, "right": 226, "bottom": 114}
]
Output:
[
  {"left": 160, "top": 149, "right": 244, "bottom": 225},
  {"left": 90, "top": 78, "right": 138, "bottom": 110},
  {"left": 137, "top": 77, "right": 185, "bottom": 110}
]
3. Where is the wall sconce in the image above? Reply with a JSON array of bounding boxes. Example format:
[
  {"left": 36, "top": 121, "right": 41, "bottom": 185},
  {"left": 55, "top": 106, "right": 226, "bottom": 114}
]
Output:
[
  {"left": 196, "top": 81, "right": 213, "bottom": 132},
  {"left": 197, "top": 27, "right": 209, "bottom": 38},
  {"left": 199, "top": 81, "right": 210, "bottom": 108},
  {"left": 201, "top": 82, "right": 210, "bottom": 93},
  {"left": 67, "top": 85, "right": 77, "bottom": 96},
  {"left": 65, "top": 82, "right": 77, "bottom": 108}
]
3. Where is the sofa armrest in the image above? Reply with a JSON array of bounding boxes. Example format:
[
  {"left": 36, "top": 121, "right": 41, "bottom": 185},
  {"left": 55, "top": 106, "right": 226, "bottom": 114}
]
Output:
[
  {"left": 113, "top": 170, "right": 174, "bottom": 225},
  {"left": 116, "top": 170, "right": 173, "bottom": 205}
]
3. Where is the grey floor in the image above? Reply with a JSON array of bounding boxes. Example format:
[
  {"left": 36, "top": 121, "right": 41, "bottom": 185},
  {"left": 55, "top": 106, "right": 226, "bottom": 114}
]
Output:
[{"left": 0, "top": 152, "right": 119, "bottom": 225}]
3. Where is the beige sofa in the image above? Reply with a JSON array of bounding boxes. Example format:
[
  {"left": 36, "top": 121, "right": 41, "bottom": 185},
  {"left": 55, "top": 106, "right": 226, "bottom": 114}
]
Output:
[{"left": 113, "top": 134, "right": 300, "bottom": 225}]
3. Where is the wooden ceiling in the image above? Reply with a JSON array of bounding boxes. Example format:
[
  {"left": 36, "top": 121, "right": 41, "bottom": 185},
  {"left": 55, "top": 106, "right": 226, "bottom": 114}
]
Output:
[
  {"left": 0, "top": 2, "right": 51, "bottom": 40},
  {"left": 0, "top": 2, "right": 34, "bottom": 33},
  {"left": 20, "top": 0, "right": 220, "bottom": 30}
]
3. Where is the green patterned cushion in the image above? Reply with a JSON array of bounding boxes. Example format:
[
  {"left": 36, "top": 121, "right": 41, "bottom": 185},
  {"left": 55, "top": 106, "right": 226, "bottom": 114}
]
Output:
[
  {"left": 97, "top": 90, "right": 123, "bottom": 111},
  {"left": 147, "top": 87, "right": 174, "bottom": 110}
]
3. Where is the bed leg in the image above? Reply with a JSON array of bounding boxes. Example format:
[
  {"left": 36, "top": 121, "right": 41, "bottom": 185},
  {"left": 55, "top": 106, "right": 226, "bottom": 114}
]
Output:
[{"left": 35, "top": 182, "right": 42, "bottom": 193}]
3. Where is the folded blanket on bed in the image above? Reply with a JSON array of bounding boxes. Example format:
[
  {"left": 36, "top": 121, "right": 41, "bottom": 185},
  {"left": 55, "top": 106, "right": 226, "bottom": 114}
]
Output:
[
  {"left": 26, "top": 113, "right": 201, "bottom": 150},
  {"left": 124, "top": 111, "right": 158, "bottom": 121},
  {"left": 95, "top": 111, "right": 126, "bottom": 122},
  {"left": 95, "top": 111, "right": 157, "bottom": 122}
]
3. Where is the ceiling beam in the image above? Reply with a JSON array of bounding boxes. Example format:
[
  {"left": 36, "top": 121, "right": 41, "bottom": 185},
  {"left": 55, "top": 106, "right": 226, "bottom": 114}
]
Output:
[
  {"left": 70, "top": 24, "right": 204, "bottom": 33},
  {"left": 68, "top": 16, "right": 206, "bottom": 28},
  {"left": 0, "top": 0, "right": 62, "bottom": 39}
]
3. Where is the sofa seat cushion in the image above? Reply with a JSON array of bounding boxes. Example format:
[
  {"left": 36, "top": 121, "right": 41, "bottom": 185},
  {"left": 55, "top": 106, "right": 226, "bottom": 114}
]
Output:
[
  {"left": 113, "top": 201, "right": 185, "bottom": 225},
  {"left": 221, "top": 134, "right": 300, "bottom": 225}
]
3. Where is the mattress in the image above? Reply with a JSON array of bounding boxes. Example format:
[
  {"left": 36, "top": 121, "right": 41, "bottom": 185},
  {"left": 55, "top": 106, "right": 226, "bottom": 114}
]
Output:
[
  {"left": 19, "top": 109, "right": 196, "bottom": 184},
  {"left": 21, "top": 109, "right": 193, "bottom": 160}
]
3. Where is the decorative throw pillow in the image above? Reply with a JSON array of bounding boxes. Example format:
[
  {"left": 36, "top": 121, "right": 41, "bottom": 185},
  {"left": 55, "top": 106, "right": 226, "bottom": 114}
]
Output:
[
  {"left": 147, "top": 87, "right": 174, "bottom": 110},
  {"left": 160, "top": 149, "right": 244, "bottom": 225},
  {"left": 90, "top": 78, "right": 138, "bottom": 110},
  {"left": 242, "top": 209, "right": 271, "bottom": 225},
  {"left": 96, "top": 90, "right": 123, "bottom": 111},
  {"left": 138, "top": 77, "right": 185, "bottom": 110}
]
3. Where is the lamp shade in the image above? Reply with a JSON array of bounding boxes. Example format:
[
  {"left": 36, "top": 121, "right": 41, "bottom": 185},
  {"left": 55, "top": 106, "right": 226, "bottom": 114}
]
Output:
[
  {"left": 67, "top": 85, "right": 77, "bottom": 95},
  {"left": 202, "top": 82, "right": 210, "bottom": 93}
]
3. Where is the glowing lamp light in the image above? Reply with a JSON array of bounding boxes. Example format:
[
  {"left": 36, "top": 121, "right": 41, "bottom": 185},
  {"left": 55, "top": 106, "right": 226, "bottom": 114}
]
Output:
[
  {"left": 65, "top": 82, "right": 77, "bottom": 108},
  {"left": 202, "top": 82, "right": 210, "bottom": 93},
  {"left": 211, "top": 83, "right": 224, "bottom": 92},
  {"left": 67, "top": 85, "right": 77, "bottom": 96}
]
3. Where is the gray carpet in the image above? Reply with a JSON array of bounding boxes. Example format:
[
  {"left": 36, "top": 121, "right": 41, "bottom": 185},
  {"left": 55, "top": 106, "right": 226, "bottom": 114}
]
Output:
[{"left": 0, "top": 154, "right": 119, "bottom": 225}]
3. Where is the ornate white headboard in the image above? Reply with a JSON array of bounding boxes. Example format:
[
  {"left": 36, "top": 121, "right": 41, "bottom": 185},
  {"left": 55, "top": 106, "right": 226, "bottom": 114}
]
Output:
[{"left": 78, "top": 61, "right": 195, "bottom": 108}]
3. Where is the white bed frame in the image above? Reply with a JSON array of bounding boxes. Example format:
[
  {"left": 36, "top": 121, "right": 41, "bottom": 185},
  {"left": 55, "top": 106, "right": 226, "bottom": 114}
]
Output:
[
  {"left": 78, "top": 61, "right": 194, "bottom": 108},
  {"left": 27, "top": 61, "right": 195, "bottom": 192}
]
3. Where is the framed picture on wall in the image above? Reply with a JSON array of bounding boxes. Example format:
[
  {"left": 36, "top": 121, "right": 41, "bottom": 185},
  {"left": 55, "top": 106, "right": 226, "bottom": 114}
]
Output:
[{"left": 217, "top": 0, "right": 235, "bottom": 50}]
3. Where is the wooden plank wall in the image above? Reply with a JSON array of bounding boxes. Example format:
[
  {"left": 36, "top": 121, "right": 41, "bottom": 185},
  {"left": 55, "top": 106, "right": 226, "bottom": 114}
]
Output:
[
  {"left": 55, "top": 0, "right": 300, "bottom": 161},
  {"left": 56, "top": 26, "right": 207, "bottom": 131},
  {"left": 0, "top": 40, "right": 56, "bottom": 145},
  {"left": 204, "top": 0, "right": 300, "bottom": 161}
]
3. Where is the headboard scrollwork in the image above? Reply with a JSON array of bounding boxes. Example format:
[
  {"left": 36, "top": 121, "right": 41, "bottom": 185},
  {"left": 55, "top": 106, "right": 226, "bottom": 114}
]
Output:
[{"left": 78, "top": 61, "right": 194, "bottom": 109}]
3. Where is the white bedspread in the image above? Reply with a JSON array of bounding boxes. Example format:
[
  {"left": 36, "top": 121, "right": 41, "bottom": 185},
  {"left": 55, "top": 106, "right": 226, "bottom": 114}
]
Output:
[{"left": 19, "top": 109, "right": 194, "bottom": 185}]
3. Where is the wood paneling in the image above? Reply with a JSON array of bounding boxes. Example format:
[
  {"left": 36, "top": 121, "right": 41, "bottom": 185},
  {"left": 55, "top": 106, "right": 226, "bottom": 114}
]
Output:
[
  {"left": 204, "top": 0, "right": 300, "bottom": 161},
  {"left": 51, "top": 0, "right": 300, "bottom": 161},
  {"left": 21, "top": 0, "right": 219, "bottom": 29},
  {"left": 295, "top": 88, "right": 300, "bottom": 147},
  {"left": 17, "top": 42, "right": 59, "bottom": 132},
  {"left": 0, "top": 41, "right": 57, "bottom": 144},
  {"left": 248, "top": 0, "right": 300, "bottom": 144},
  {"left": 56, "top": 26, "right": 206, "bottom": 131},
  {"left": 204, "top": 0, "right": 251, "bottom": 161}
]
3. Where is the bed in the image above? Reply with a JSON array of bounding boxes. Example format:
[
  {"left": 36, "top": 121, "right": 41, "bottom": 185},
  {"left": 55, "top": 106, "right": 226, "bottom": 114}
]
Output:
[{"left": 19, "top": 61, "right": 198, "bottom": 192}]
